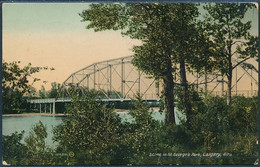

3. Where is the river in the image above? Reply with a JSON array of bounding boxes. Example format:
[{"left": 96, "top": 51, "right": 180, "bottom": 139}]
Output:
[{"left": 3, "top": 110, "right": 184, "bottom": 148}]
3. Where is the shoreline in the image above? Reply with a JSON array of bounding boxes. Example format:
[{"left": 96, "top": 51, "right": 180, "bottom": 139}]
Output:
[
  {"left": 3, "top": 108, "right": 160, "bottom": 117},
  {"left": 3, "top": 113, "right": 67, "bottom": 117}
]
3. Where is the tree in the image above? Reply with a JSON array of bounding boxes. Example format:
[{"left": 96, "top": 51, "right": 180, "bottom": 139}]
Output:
[
  {"left": 24, "top": 121, "right": 54, "bottom": 165},
  {"left": 52, "top": 91, "right": 122, "bottom": 165},
  {"left": 2, "top": 61, "right": 54, "bottom": 113},
  {"left": 125, "top": 96, "right": 160, "bottom": 164},
  {"left": 48, "top": 82, "right": 62, "bottom": 98},
  {"left": 203, "top": 3, "right": 258, "bottom": 105},
  {"left": 2, "top": 131, "right": 26, "bottom": 165},
  {"left": 80, "top": 3, "right": 202, "bottom": 125},
  {"left": 39, "top": 82, "right": 62, "bottom": 98},
  {"left": 39, "top": 85, "right": 48, "bottom": 98}
]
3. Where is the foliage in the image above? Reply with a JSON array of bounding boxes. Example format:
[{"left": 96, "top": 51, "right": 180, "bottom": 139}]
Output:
[
  {"left": 53, "top": 91, "right": 122, "bottom": 165},
  {"left": 226, "top": 96, "right": 258, "bottom": 158},
  {"left": 39, "top": 85, "right": 48, "bottom": 98},
  {"left": 2, "top": 131, "right": 26, "bottom": 165},
  {"left": 2, "top": 87, "right": 26, "bottom": 114},
  {"left": 3, "top": 3, "right": 258, "bottom": 164},
  {"left": 191, "top": 95, "right": 229, "bottom": 151},
  {"left": 203, "top": 3, "right": 258, "bottom": 105},
  {"left": 174, "top": 87, "right": 257, "bottom": 158},
  {"left": 24, "top": 121, "right": 48, "bottom": 154},
  {"left": 39, "top": 82, "right": 62, "bottom": 98},
  {"left": 2, "top": 122, "right": 56, "bottom": 165},
  {"left": 228, "top": 96, "right": 257, "bottom": 134},
  {"left": 2, "top": 61, "right": 54, "bottom": 113},
  {"left": 124, "top": 96, "right": 161, "bottom": 164},
  {"left": 48, "top": 82, "right": 62, "bottom": 98},
  {"left": 59, "top": 85, "right": 123, "bottom": 99},
  {"left": 23, "top": 121, "right": 54, "bottom": 165},
  {"left": 174, "top": 86, "right": 203, "bottom": 117},
  {"left": 80, "top": 3, "right": 209, "bottom": 125},
  {"left": 3, "top": 93, "right": 258, "bottom": 165}
]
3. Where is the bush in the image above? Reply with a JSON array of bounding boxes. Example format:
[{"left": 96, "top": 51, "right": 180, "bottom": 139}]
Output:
[
  {"left": 2, "top": 131, "right": 26, "bottom": 165},
  {"left": 3, "top": 121, "right": 55, "bottom": 166},
  {"left": 228, "top": 96, "right": 257, "bottom": 134},
  {"left": 3, "top": 87, "right": 257, "bottom": 165},
  {"left": 124, "top": 96, "right": 161, "bottom": 164},
  {"left": 192, "top": 95, "right": 229, "bottom": 151},
  {"left": 52, "top": 91, "right": 123, "bottom": 165},
  {"left": 23, "top": 121, "right": 55, "bottom": 165}
]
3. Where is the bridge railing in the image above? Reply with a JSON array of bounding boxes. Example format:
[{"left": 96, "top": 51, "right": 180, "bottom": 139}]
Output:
[
  {"left": 27, "top": 98, "right": 56, "bottom": 104},
  {"left": 211, "top": 90, "right": 258, "bottom": 97}
]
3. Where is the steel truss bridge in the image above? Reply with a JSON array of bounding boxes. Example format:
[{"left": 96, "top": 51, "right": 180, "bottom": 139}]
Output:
[
  {"left": 62, "top": 56, "right": 161, "bottom": 99},
  {"left": 27, "top": 55, "right": 258, "bottom": 114}
]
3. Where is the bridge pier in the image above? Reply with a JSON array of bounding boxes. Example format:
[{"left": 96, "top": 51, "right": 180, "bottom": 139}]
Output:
[
  {"left": 53, "top": 102, "right": 56, "bottom": 114},
  {"left": 45, "top": 104, "right": 47, "bottom": 113},
  {"left": 40, "top": 103, "right": 42, "bottom": 113},
  {"left": 50, "top": 103, "right": 52, "bottom": 114}
]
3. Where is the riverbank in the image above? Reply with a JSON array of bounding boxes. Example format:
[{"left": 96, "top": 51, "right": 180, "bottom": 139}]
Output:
[
  {"left": 3, "top": 113, "right": 67, "bottom": 117},
  {"left": 3, "top": 107, "right": 160, "bottom": 117}
]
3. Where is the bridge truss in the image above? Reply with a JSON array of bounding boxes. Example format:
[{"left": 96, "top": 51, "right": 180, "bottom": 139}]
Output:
[
  {"left": 28, "top": 55, "right": 258, "bottom": 114},
  {"left": 62, "top": 56, "right": 161, "bottom": 100},
  {"left": 61, "top": 55, "right": 258, "bottom": 99}
]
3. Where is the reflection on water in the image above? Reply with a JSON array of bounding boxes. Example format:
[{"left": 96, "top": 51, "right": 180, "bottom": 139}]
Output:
[{"left": 2, "top": 111, "right": 170, "bottom": 147}]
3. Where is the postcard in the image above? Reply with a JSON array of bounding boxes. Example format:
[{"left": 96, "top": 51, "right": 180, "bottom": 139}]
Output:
[{"left": 2, "top": 2, "right": 259, "bottom": 166}]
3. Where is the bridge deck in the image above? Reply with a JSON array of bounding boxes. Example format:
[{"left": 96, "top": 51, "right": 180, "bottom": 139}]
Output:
[{"left": 27, "top": 98, "right": 160, "bottom": 104}]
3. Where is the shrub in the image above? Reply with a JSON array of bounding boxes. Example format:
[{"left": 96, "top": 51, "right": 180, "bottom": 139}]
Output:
[
  {"left": 21, "top": 121, "right": 55, "bottom": 165},
  {"left": 228, "top": 96, "right": 257, "bottom": 134},
  {"left": 2, "top": 131, "right": 26, "bottom": 165},
  {"left": 52, "top": 91, "right": 122, "bottom": 165}
]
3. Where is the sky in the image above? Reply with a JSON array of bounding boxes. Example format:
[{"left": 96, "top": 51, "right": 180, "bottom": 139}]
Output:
[
  {"left": 3, "top": 3, "right": 139, "bottom": 90},
  {"left": 2, "top": 3, "right": 259, "bottom": 91}
]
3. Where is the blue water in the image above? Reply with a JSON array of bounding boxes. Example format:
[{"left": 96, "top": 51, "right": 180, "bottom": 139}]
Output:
[
  {"left": 3, "top": 115, "right": 63, "bottom": 148},
  {"left": 118, "top": 111, "right": 166, "bottom": 123},
  {"left": 117, "top": 109, "right": 185, "bottom": 124},
  {"left": 3, "top": 110, "right": 183, "bottom": 147}
]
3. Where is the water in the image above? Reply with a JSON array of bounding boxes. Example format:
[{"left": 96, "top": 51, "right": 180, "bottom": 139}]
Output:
[
  {"left": 118, "top": 111, "right": 166, "bottom": 123},
  {"left": 117, "top": 109, "right": 185, "bottom": 124},
  {"left": 3, "top": 110, "right": 183, "bottom": 147},
  {"left": 3, "top": 115, "right": 63, "bottom": 148}
]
